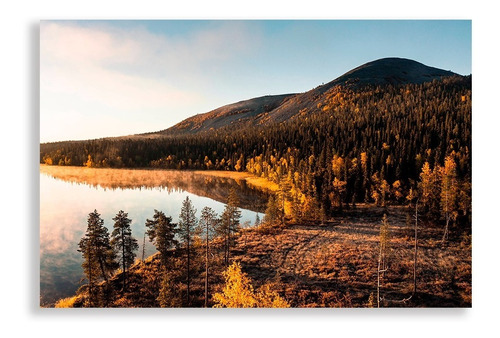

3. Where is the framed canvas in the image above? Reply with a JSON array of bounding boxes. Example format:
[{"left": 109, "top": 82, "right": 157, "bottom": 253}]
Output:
[{"left": 39, "top": 19, "right": 471, "bottom": 309}]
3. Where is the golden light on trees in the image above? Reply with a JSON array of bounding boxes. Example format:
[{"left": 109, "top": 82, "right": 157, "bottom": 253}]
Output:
[{"left": 213, "top": 262, "right": 290, "bottom": 308}]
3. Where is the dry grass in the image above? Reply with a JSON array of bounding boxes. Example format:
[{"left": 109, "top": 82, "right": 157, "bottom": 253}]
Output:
[
  {"left": 55, "top": 203, "right": 471, "bottom": 308},
  {"left": 43, "top": 165, "right": 471, "bottom": 308},
  {"left": 232, "top": 205, "right": 471, "bottom": 307}
]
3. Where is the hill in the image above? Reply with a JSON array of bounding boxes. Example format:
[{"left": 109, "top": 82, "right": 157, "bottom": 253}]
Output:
[
  {"left": 39, "top": 58, "right": 471, "bottom": 234},
  {"left": 148, "top": 57, "right": 459, "bottom": 137},
  {"left": 43, "top": 57, "right": 471, "bottom": 308},
  {"left": 150, "top": 93, "right": 295, "bottom": 136}
]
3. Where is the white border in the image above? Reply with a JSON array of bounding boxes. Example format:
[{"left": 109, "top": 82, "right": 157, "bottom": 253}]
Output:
[{"left": 4, "top": 1, "right": 498, "bottom": 337}]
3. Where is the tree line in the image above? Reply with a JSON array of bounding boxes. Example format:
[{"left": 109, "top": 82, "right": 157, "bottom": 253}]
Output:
[
  {"left": 75, "top": 188, "right": 286, "bottom": 307},
  {"left": 71, "top": 153, "right": 467, "bottom": 307},
  {"left": 40, "top": 77, "right": 471, "bottom": 224}
]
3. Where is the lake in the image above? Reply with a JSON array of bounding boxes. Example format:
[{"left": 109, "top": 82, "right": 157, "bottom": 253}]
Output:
[{"left": 39, "top": 167, "right": 267, "bottom": 306}]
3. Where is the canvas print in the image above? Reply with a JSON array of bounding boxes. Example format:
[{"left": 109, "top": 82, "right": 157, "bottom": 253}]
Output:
[{"left": 40, "top": 20, "right": 471, "bottom": 308}]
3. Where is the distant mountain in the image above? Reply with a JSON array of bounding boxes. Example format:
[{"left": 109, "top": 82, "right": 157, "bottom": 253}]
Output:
[
  {"left": 149, "top": 94, "right": 295, "bottom": 136},
  {"left": 145, "top": 57, "right": 460, "bottom": 137},
  {"left": 329, "top": 57, "right": 457, "bottom": 86}
]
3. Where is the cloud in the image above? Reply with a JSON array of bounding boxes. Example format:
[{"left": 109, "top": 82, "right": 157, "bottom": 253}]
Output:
[{"left": 40, "top": 21, "right": 262, "bottom": 141}]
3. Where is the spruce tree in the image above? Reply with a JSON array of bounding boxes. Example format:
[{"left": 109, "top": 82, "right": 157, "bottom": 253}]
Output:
[
  {"left": 199, "top": 206, "right": 218, "bottom": 307},
  {"left": 157, "top": 272, "right": 182, "bottom": 307},
  {"left": 264, "top": 195, "right": 281, "bottom": 224},
  {"left": 178, "top": 196, "right": 197, "bottom": 305},
  {"left": 78, "top": 209, "right": 117, "bottom": 307},
  {"left": 110, "top": 210, "right": 138, "bottom": 292},
  {"left": 218, "top": 188, "right": 241, "bottom": 266},
  {"left": 255, "top": 213, "right": 261, "bottom": 226},
  {"left": 145, "top": 210, "right": 178, "bottom": 266}
]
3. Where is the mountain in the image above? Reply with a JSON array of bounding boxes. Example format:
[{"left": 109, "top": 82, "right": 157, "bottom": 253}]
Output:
[
  {"left": 147, "top": 57, "right": 459, "bottom": 137},
  {"left": 329, "top": 57, "right": 457, "bottom": 86},
  {"left": 149, "top": 93, "right": 295, "bottom": 137}
]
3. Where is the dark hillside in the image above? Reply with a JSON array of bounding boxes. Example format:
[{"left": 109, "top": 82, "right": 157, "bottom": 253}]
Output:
[
  {"left": 40, "top": 59, "right": 471, "bottom": 223},
  {"left": 330, "top": 57, "right": 457, "bottom": 86},
  {"left": 156, "top": 94, "right": 294, "bottom": 136},
  {"left": 144, "top": 58, "right": 460, "bottom": 137}
]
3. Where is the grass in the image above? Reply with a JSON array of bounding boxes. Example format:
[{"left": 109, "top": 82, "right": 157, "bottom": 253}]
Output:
[
  {"left": 233, "top": 204, "right": 471, "bottom": 307},
  {"left": 41, "top": 165, "right": 471, "bottom": 307},
  {"left": 55, "top": 204, "right": 470, "bottom": 308}
]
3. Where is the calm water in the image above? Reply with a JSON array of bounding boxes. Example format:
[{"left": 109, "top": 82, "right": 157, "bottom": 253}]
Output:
[{"left": 40, "top": 171, "right": 265, "bottom": 306}]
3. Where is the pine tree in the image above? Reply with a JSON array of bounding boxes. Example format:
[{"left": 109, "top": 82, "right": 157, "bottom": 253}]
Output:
[
  {"left": 199, "top": 206, "right": 218, "bottom": 307},
  {"left": 145, "top": 210, "right": 178, "bottom": 266},
  {"left": 218, "top": 188, "right": 241, "bottom": 266},
  {"left": 78, "top": 210, "right": 117, "bottom": 307},
  {"left": 141, "top": 231, "right": 146, "bottom": 262},
  {"left": 110, "top": 210, "right": 138, "bottom": 292},
  {"left": 157, "top": 272, "right": 182, "bottom": 307},
  {"left": 178, "top": 196, "right": 197, "bottom": 305},
  {"left": 264, "top": 195, "right": 281, "bottom": 224},
  {"left": 255, "top": 213, "right": 261, "bottom": 226},
  {"left": 278, "top": 177, "right": 292, "bottom": 223}
]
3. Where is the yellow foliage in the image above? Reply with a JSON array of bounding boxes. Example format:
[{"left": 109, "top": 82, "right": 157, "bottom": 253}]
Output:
[
  {"left": 213, "top": 262, "right": 257, "bottom": 308},
  {"left": 331, "top": 155, "right": 344, "bottom": 178},
  {"left": 213, "top": 262, "right": 290, "bottom": 308},
  {"left": 360, "top": 152, "right": 368, "bottom": 169},
  {"left": 54, "top": 296, "right": 79, "bottom": 308},
  {"left": 85, "top": 155, "right": 93, "bottom": 168},
  {"left": 256, "top": 284, "right": 291, "bottom": 308},
  {"left": 392, "top": 180, "right": 404, "bottom": 200}
]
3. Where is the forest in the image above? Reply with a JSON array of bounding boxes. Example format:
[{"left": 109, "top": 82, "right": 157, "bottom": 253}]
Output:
[
  {"left": 56, "top": 189, "right": 292, "bottom": 308},
  {"left": 43, "top": 76, "right": 472, "bottom": 307},
  {"left": 41, "top": 76, "right": 471, "bottom": 224}
]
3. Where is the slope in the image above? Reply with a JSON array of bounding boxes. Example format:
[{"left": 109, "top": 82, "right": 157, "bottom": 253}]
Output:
[{"left": 149, "top": 57, "right": 459, "bottom": 137}]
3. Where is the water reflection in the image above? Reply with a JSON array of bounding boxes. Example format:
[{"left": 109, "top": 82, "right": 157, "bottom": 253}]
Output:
[{"left": 40, "top": 168, "right": 267, "bottom": 306}]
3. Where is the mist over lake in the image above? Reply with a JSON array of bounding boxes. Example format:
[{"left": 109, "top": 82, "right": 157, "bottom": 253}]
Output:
[{"left": 40, "top": 168, "right": 265, "bottom": 306}]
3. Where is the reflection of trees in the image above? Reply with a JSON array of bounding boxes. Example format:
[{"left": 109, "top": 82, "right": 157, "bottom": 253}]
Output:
[
  {"left": 41, "top": 168, "right": 268, "bottom": 213},
  {"left": 40, "top": 168, "right": 268, "bottom": 306}
]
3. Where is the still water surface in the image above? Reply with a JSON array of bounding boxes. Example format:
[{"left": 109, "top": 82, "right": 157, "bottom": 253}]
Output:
[{"left": 40, "top": 171, "right": 265, "bottom": 306}]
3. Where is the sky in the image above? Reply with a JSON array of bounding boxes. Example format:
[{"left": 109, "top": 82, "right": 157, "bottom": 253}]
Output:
[{"left": 40, "top": 20, "right": 471, "bottom": 142}]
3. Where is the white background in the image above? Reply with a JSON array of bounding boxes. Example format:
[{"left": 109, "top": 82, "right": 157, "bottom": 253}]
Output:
[{"left": 1, "top": 1, "right": 497, "bottom": 337}]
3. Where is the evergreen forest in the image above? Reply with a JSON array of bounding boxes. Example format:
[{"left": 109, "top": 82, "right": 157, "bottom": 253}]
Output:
[{"left": 43, "top": 74, "right": 472, "bottom": 308}]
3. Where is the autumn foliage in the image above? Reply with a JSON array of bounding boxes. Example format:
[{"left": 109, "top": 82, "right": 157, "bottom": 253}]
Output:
[{"left": 213, "top": 262, "right": 290, "bottom": 308}]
